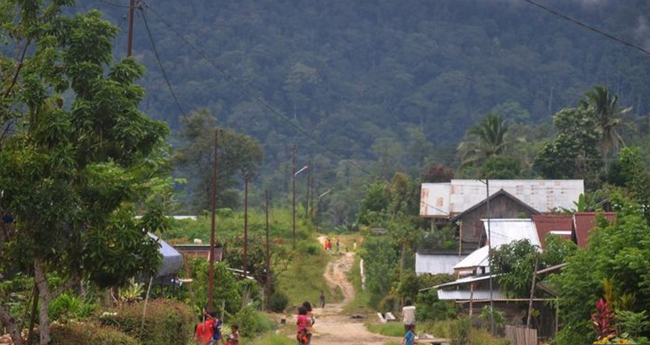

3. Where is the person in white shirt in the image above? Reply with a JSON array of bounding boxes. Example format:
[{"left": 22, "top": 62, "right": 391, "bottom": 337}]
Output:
[{"left": 402, "top": 300, "right": 416, "bottom": 333}]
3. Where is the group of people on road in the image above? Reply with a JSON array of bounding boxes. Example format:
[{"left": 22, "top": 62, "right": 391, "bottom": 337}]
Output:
[
  {"left": 194, "top": 309, "right": 240, "bottom": 345},
  {"left": 323, "top": 237, "right": 340, "bottom": 252}
]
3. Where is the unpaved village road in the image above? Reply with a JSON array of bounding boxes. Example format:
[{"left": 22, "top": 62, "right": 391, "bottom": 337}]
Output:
[{"left": 307, "top": 236, "right": 400, "bottom": 345}]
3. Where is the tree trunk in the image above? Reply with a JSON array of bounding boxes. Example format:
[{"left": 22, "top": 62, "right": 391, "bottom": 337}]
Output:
[
  {"left": 0, "top": 304, "right": 25, "bottom": 345},
  {"left": 34, "top": 259, "right": 52, "bottom": 345},
  {"left": 399, "top": 241, "right": 406, "bottom": 275}
]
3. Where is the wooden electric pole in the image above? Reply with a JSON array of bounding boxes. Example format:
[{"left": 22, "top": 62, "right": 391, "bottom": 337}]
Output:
[
  {"left": 208, "top": 129, "right": 219, "bottom": 311},
  {"left": 292, "top": 144, "right": 296, "bottom": 249},
  {"left": 243, "top": 175, "right": 249, "bottom": 279},
  {"left": 127, "top": 0, "right": 136, "bottom": 56},
  {"left": 265, "top": 189, "right": 271, "bottom": 309},
  {"left": 305, "top": 160, "right": 311, "bottom": 219}
]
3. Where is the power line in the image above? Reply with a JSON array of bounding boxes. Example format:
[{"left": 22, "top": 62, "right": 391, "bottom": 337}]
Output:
[
  {"left": 94, "top": 0, "right": 130, "bottom": 8},
  {"left": 139, "top": 1, "right": 373, "bottom": 176},
  {"left": 140, "top": 7, "right": 187, "bottom": 120},
  {"left": 520, "top": 0, "right": 650, "bottom": 58}
]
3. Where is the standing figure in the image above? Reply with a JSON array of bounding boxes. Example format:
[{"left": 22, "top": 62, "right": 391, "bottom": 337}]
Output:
[
  {"left": 226, "top": 324, "right": 239, "bottom": 345},
  {"left": 319, "top": 290, "right": 325, "bottom": 308},
  {"left": 336, "top": 238, "right": 340, "bottom": 253},
  {"left": 296, "top": 306, "right": 312, "bottom": 344},
  {"left": 402, "top": 300, "right": 416, "bottom": 333}
]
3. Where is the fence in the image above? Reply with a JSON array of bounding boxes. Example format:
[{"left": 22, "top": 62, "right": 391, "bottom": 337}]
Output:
[{"left": 505, "top": 325, "right": 537, "bottom": 345}]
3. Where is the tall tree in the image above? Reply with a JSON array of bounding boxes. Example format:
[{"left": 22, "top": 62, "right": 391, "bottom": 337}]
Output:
[
  {"left": 172, "top": 109, "right": 263, "bottom": 212},
  {"left": 0, "top": 6, "right": 169, "bottom": 344},
  {"left": 580, "top": 86, "right": 631, "bottom": 164},
  {"left": 534, "top": 107, "right": 602, "bottom": 184},
  {"left": 457, "top": 113, "right": 509, "bottom": 169}
]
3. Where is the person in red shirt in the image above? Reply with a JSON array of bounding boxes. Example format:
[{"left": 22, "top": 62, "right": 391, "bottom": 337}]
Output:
[{"left": 296, "top": 306, "right": 311, "bottom": 344}]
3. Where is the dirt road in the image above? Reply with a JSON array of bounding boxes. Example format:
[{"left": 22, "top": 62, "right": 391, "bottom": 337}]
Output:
[{"left": 308, "top": 236, "right": 399, "bottom": 345}]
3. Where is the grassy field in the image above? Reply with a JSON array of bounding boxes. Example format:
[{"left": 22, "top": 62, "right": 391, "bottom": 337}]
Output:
[
  {"left": 365, "top": 322, "right": 405, "bottom": 337},
  {"left": 276, "top": 231, "right": 348, "bottom": 308},
  {"left": 343, "top": 252, "right": 372, "bottom": 315},
  {"left": 243, "top": 333, "right": 294, "bottom": 345}
]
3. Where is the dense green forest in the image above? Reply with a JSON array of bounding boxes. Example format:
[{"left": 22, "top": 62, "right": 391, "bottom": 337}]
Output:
[{"left": 73, "top": 0, "right": 650, "bottom": 214}]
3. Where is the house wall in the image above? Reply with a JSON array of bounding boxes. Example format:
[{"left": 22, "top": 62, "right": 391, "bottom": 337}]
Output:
[
  {"left": 416, "top": 253, "right": 466, "bottom": 275},
  {"left": 457, "top": 194, "right": 538, "bottom": 245}
]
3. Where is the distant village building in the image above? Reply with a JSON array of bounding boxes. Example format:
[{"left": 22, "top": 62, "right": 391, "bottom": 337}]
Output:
[
  {"left": 450, "top": 190, "right": 540, "bottom": 248},
  {"left": 420, "top": 179, "right": 584, "bottom": 219},
  {"left": 531, "top": 214, "right": 573, "bottom": 248},
  {"left": 416, "top": 180, "right": 584, "bottom": 276},
  {"left": 572, "top": 212, "right": 616, "bottom": 248}
]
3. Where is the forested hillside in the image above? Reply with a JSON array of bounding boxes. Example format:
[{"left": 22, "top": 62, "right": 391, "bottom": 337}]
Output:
[{"left": 76, "top": 0, "right": 650, "bottom": 212}]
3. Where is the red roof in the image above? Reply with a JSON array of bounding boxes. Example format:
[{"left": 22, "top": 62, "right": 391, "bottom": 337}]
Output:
[
  {"left": 532, "top": 215, "right": 573, "bottom": 248},
  {"left": 572, "top": 212, "right": 617, "bottom": 248}
]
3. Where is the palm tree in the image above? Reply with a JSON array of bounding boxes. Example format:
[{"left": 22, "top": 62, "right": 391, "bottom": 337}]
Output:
[
  {"left": 580, "top": 86, "right": 631, "bottom": 164},
  {"left": 457, "top": 113, "right": 509, "bottom": 168}
]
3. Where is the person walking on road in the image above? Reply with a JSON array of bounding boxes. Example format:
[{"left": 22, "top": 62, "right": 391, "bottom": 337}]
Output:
[
  {"left": 402, "top": 300, "right": 416, "bottom": 333},
  {"left": 319, "top": 290, "right": 325, "bottom": 308}
]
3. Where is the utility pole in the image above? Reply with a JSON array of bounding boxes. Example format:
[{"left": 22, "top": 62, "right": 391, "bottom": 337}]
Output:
[
  {"left": 292, "top": 144, "right": 296, "bottom": 249},
  {"left": 486, "top": 178, "right": 495, "bottom": 335},
  {"left": 527, "top": 251, "right": 540, "bottom": 328},
  {"left": 127, "top": 0, "right": 136, "bottom": 56},
  {"left": 265, "top": 189, "right": 271, "bottom": 310},
  {"left": 243, "top": 175, "right": 249, "bottom": 279},
  {"left": 305, "top": 160, "right": 311, "bottom": 219},
  {"left": 208, "top": 129, "right": 219, "bottom": 312}
]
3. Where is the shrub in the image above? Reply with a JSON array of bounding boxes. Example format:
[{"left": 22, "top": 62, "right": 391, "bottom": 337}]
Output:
[
  {"left": 269, "top": 291, "right": 289, "bottom": 312},
  {"left": 416, "top": 289, "right": 459, "bottom": 321},
  {"left": 51, "top": 322, "right": 139, "bottom": 345},
  {"left": 48, "top": 293, "right": 97, "bottom": 323},
  {"left": 450, "top": 318, "right": 472, "bottom": 345},
  {"left": 378, "top": 294, "right": 400, "bottom": 314},
  {"left": 232, "top": 306, "right": 275, "bottom": 337},
  {"left": 99, "top": 299, "right": 195, "bottom": 345}
]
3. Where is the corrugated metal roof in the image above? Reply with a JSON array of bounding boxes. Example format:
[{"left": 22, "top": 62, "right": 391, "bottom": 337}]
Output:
[
  {"left": 453, "top": 246, "right": 490, "bottom": 270},
  {"left": 149, "top": 233, "right": 183, "bottom": 278},
  {"left": 453, "top": 219, "right": 540, "bottom": 271},
  {"left": 532, "top": 214, "right": 573, "bottom": 248},
  {"left": 416, "top": 253, "right": 466, "bottom": 275},
  {"left": 438, "top": 289, "right": 506, "bottom": 301},
  {"left": 420, "top": 180, "right": 584, "bottom": 218},
  {"left": 573, "top": 212, "right": 616, "bottom": 248},
  {"left": 484, "top": 218, "right": 541, "bottom": 247},
  {"left": 434, "top": 274, "right": 495, "bottom": 288}
]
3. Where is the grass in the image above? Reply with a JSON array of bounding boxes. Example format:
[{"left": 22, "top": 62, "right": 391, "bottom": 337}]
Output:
[
  {"left": 365, "top": 322, "right": 405, "bottom": 337},
  {"left": 242, "top": 333, "right": 295, "bottom": 345},
  {"left": 276, "top": 234, "right": 343, "bottom": 308},
  {"left": 422, "top": 320, "right": 509, "bottom": 345},
  {"left": 343, "top": 252, "right": 372, "bottom": 314}
]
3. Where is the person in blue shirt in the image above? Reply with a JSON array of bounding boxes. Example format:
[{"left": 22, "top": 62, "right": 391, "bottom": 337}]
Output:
[{"left": 402, "top": 324, "right": 415, "bottom": 345}]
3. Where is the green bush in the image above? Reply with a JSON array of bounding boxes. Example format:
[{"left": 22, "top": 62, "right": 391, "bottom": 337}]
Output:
[
  {"left": 48, "top": 293, "right": 98, "bottom": 323},
  {"left": 51, "top": 322, "right": 139, "bottom": 345},
  {"left": 450, "top": 318, "right": 472, "bottom": 345},
  {"left": 416, "top": 289, "right": 459, "bottom": 321},
  {"left": 268, "top": 291, "right": 289, "bottom": 312},
  {"left": 378, "top": 294, "right": 400, "bottom": 314},
  {"left": 99, "top": 299, "right": 195, "bottom": 345},
  {"left": 232, "top": 306, "right": 275, "bottom": 337}
]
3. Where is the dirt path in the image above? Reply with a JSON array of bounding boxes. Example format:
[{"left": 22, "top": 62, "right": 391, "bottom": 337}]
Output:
[{"left": 309, "top": 236, "right": 399, "bottom": 345}]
